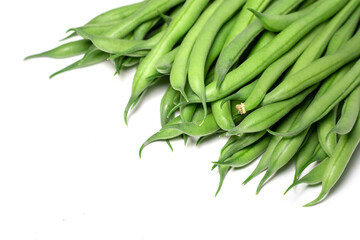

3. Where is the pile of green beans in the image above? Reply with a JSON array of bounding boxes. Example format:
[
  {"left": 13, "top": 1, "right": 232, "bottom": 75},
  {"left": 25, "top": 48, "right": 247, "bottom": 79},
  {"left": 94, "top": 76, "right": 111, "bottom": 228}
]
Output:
[{"left": 26, "top": 0, "right": 360, "bottom": 206}]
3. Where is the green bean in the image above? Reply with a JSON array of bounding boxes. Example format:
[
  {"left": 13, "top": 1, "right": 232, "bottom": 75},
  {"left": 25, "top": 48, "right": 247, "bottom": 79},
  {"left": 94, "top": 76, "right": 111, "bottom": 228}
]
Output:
[
  {"left": 25, "top": 39, "right": 92, "bottom": 60},
  {"left": 218, "top": 131, "right": 267, "bottom": 163},
  {"left": 263, "top": 4, "right": 360, "bottom": 104},
  {"left": 247, "top": 31, "right": 276, "bottom": 57},
  {"left": 62, "top": 2, "right": 144, "bottom": 41},
  {"left": 288, "top": 1, "right": 360, "bottom": 77},
  {"left": 224, "top": 0, "right": 272, "bottom": 47},
  {"left": 204, "top": 14, "right": 237, "bottom": 74},
  {"left": 242, "top": 27, "right": 320, "bottom": 112},
  {"left": 269, "top": 58, "right": 360, "bottom": 137},
  {"left": 293, "top": 130, "right": 319, "bottom": 181},
  {"left": 285, "top": 158, "right": 329, "bottom": 195},
  {"left": 156, "top": 47, "right": 179, "bottom": 75},
  {"left": 332, "top": 86, "right": 360, "bottom": 135},
  {"left": 125, "top": 0, "right": 210, "bottom": 125},
  {"left": 214, "top": 136, "right": 270, "bottom": 168},
  {"left": 297, "top": 0, "right": 316, "bottom": 10},
  {"left": 160, "top": 85, "right": 180, "bottom": 127},
  {"left": 49, "top": 49, "right": 109, "bottom": 79},
  {"left": 87, "top": 2, "right": 145, "bottom": 25},
  {"left": 227, "top": 85, "right": 316, "bottom": 135},
  {"left": 170, "top": 0, "right": 224, "bottom": 101},
  {"left": 214, "top": 0, "right": 305, "bottom": 88},
  {"left": 304, "top": 114, "right": 360, "bottom": 207},
  {"left": 250, "top": 0, "right": 321, "bottom": 32},
  {"left": 243, "top": 101, "right": 308, "bottom": 184},
  {"left": 257, "top": 125, "right": 310, "bottom": 194},
  {"left": 318, "top": 105, "right": 338, "bottom": 156},
  {"left": 220, "top": 81, "right": 258, "bottom": 108},
  {"left": 71, "top": 21, "right": 126, "bottom": 37},
  {"left": 293, "top": 144, "right": 327, "bottom": 183},
  {"left": 179, "top": 97, "right": 197, "bottom": 145},
  {"left": 104, "top": 0, "right": 185, "bottom": 38},
  {"left": 79, "top": 29, "right": 163, "bottom": 55},
  {"left": 122, "top": 57, "right": 141, "bottom": 68},
  {"left": 133, "top": 17, "right": 161, "bottom": 40},
  {"left": 188, "top": 0, "right": 246, "bottom": 123},
  {"left": 215, "top": 165, "right": 231, "bottom": 196},
  {"left": 204, "top": 0, "right": 348, "bottom": 104},
  {"left": 211, "top": 99, "right": 235, "bottom": 131}
]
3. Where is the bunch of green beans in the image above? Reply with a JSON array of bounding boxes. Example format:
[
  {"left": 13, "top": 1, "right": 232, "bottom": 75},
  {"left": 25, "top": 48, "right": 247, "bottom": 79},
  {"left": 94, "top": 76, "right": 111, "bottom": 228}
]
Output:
[{"left": 26, "top": 0, "right": 360, "bottom": 206}]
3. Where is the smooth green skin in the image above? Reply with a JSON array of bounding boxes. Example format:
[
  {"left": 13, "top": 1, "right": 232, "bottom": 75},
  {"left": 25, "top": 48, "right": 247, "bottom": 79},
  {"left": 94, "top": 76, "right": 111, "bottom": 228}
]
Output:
[
  {"left": 122, "top": 57, "right": 141, "bottom": 68},
  {"left": 207, "top": 0, "right": 348, "bottom": 103},
  {"left": 305, "top": 114, "right": 360, "bottom": 207},
  {"left": 139, "top": 110, "right": 220, "bottom": 158},
  {"left": 251, "top": 0, "right": 321, "bottom": 32},
  {"left": 87, "top": 2, "right": 145, "bottom": 25},
  {"left": 204, "top": 14, "right": 237, "bottom": 74},
  {"left": 257, "top": 126, "right": 310, "bottom": 194},
  {"left": 211, "top": 100, "right": 235, "bottom": 131},
  {"left": 79, "top": 29, "right": 163, "bottom": 55},
  {"left": 243, "top": 101, "right": 308, "bottom": 184},
  {"left": 156, "top": 47, "right": 179, "bottom": 75},
  {"left": 332, "top": 86, "right": 360, "bottom": 135},
  {"left": 62, "top": 2, "right": 144, "bottom": 41},
  {"left": 71, "top": 21, "right": 128, "bottom": 37},
  {"left": 104, "top": 0, "right": 185, "bottom": 38},
  {"left": 49, "top": 49, "right": 109, "bottom": 79},
  {"left": 293, "top": 130, "right": 319, "bottom": 182},
  {"left": 25, "top": 39, "right": 92, "bottom": 60},
  {"left": 220, "top": 80, "right": 258, "bottom": 106},
  {"left": 285, "top": 158, "right": 329, "bottom": 195},
  {"left": 227, "top": 85, "right": 316, "bottom": 135},
  {"left": 288, "top": 0, "right": 360, "bottom": 77},
  {"left": 125, "top": 0, "right": 210, "bottom": 125},
  {"left": 243, "top": 27, "right": 319, "bottom": 112},
  {"left": 223, "top": 0, "right": 272, "bottom": 47},
  {"left": 318, "top": 106, "right": 338, "bottom": 156},
  {"left": 270, "top": 59, "right": 360, "bottom": 137},
  {"left": 297, "top": 0, "right": 317, "bottom": 10},
  {"left": 263, "top": 34, "right": 360, "bottom": 105},
  {"left": 214, "top": 136, "right": 270, "bottom": 168},
  {"left": 326, "top": 6, "right": 360, "bottom": 55},
  {"left": 133, "top": 17, "right": 161, "bottom": 40},
  {"left": 247, "top": 31, "right": 276, "bottom": 57},
  {"left": 188, "top": 0, "right": 246, "bottom": 122},
  {"left": 215, "top": 165, "right": 231, "bottom": 196},
  {"left": 160, "top": 85, "right": 180, "bottom": 150},
  {"left": 218, "top": 131, "right": 267, "bottom": 163},
  {"left": 170, "top": 0, "right": 224, "bottom": 101},
  {"left": 263, "top": 2, "right": 360, "bottom": 104},
  {"left": 293, "top": 144, "right": 327, "bottom": 183},
  {"left": 215, "top": 0, "right": 305, "bottom": 88},
  {"left": 160, "top": 85, "right": 180, "bottom": 127}
]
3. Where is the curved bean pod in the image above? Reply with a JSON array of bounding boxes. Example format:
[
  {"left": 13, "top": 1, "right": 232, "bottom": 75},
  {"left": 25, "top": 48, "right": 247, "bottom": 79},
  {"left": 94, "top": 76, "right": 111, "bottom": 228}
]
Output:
[
  {"left": 293, "top": 130, "right": 319, "bottom": 181},
  {"left": 269, "top": 59, "right": 360, "bottom": 137},
  {"left": 257, "top": 126, "right": 310, "bottom": 194},
  {"left": 243, "top": 27, "right": 319, "bottom": 112},
  {"left": 263, "top": 26, "right": 360, "bottom": 105},
  {"left": 133, "top": 17, "right": 161, "bottom": 40},
  {"left": 170, "top": 0, "right": 224, "bottom": 101},
  {"left": 304, "top": 114, "right": 360, "bottom": 207},
  {"left": 215, "top": 0, "right": 304, "bottom": 88},
  {"left": 284, "top": 158, "right": 329, "bottom": 195},
  {"left": 25, "top": 39, "right": 92, "bottom": 60},
  {"left": 243, "top": 101, "right": 308, "bottom": 184},
  {"left": 227, "top": 85, "right": 316, "bottom": 135},
  {"left": 211, "top": 100, "right": 235, "bottom": 131},
  {"left": 332, "top": 86, "right": 360, "bottom": 135},
  {"left": 214, "top": 136, "right": 270, "bottom": 168},
  {"left": 125, "top": 0, "right": 210, "bottom": 124},
  {"left": 220, "top": 80, "right": 258, "bottom": 107},
  {"left": 188, "top": 0, "right": 246, "bottom": 123},
  {"left": 317, "top": 105, "right": 338, "bottom": 156},
  {"left": 250, "top": 0, "right": 321, "bottom": 32},
  {"left": 156, "top": 47, "right": 179, "bottom": 75}
]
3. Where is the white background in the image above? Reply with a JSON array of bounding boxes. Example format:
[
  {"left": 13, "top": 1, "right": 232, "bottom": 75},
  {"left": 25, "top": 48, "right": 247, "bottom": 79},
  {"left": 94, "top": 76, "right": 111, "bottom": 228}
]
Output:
[{"left": 1, "top": 0, "right": 360, "bottom": 239}]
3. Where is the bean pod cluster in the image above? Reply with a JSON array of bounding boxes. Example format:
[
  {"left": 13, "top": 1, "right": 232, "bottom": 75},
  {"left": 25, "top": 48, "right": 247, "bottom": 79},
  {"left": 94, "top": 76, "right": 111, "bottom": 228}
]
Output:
[{"left": 26, "top": 0, "right": 360, "bottom": 206}]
